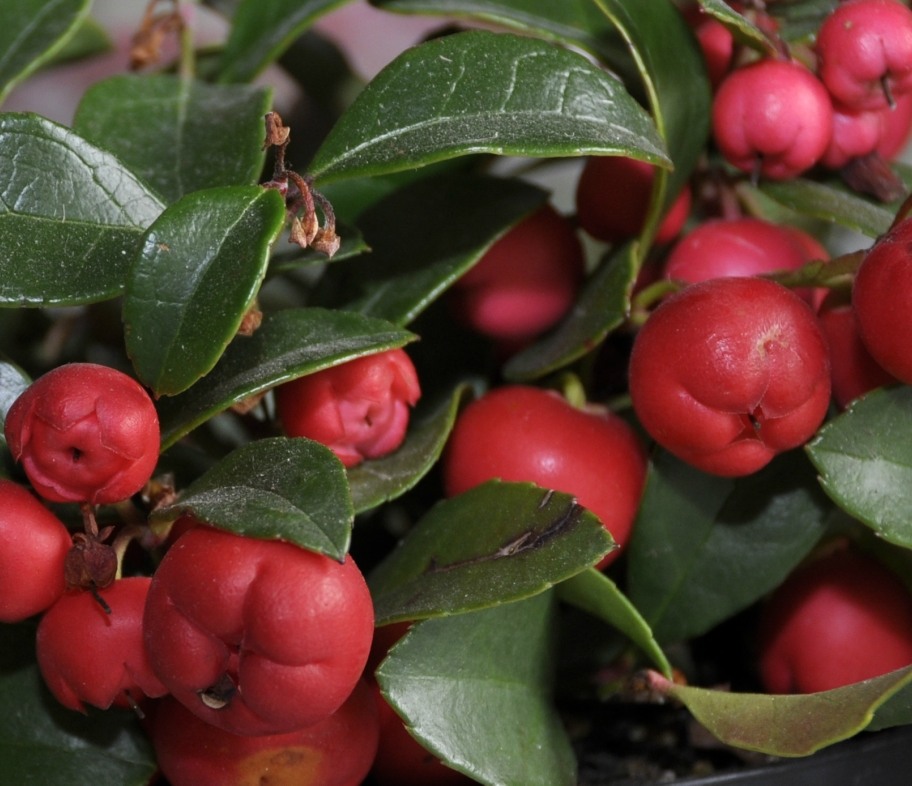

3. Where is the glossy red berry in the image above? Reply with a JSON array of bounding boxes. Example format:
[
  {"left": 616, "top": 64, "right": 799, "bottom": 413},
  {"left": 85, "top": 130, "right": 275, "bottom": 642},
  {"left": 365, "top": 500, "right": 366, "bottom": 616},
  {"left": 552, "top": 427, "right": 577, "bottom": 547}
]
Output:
[
  {"left": 758, "top": 548, "right": 912, "bottom": 693},
  {"left": 275, "top": 348, "right": 420, "bottom": 468},
  {"left": 816, "top": 0, "right": 912, "bottom": 111},
  {"left": 712, "top": 59, "right": 833, "bottom": 180},
  {"left": 629, "top": 277, "right": 831, "bottom": 477},
  {"left": 448, "top": 204, "right": 585, "bottom": 342},
  {"left": 575, "top": 156, "right": 691, "bottom": 245},
  {"left": 852, "top": 217, "right": 912, "bottom": 383},
  {"left": 4, "top": 363, "right": 160, "bottom": 505},
  {"left": 0, "top": 479, "right": 71, "bottom": 623},
  {"left": 36, "top": 577, "right": 167, "bottom": 712},
  {"left": 442, "top": 385, "right": 647, "bottom": 568},
  {"left": 143, "top": 525, "right": 374, "bottom": 736}
]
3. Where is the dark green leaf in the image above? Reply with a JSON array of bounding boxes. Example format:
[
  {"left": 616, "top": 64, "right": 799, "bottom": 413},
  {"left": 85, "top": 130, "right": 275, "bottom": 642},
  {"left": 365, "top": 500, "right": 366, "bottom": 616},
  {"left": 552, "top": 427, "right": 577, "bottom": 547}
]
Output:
[
  {"left": 756, "top": 178, "right": 895, "bottom": 238},
  {"left": 0, "top": 0, "right": 90, "bottom": 105},
  {"left": 0, "top": 113, "right": 165, "bottom": 306},
  {"left": 627, "top": 451, "right": 829, "bottom": 644},
  {"left": 369, "top": 480, "right": 613, "bottom": 624},
  {"left": 150, "top": 436, "right": 353, "bottom": 559},
  {"left": 217, "top": 0, "right": 348, "bottom": 83},
  {"left": 807, "top": 386, "right": 912, "bottom": 549},
  {"left": 309, "top": 30, "right": 668, "bottom": 183},
  {"left": 503, "top": 242, "right": 637, "bottom": 381},
  {"left": 349, "top": 384, "right": 470, "bottom": 513},
  {"left": 649, "top": 666, "right": 912, "bottom": 756},
  {"left": 313, "top": 172, "right": 548, "bottom": 324},
  {"left": 156, "top": 307, "right": 415, "bottom": 449},
  {"left": 74, "top": 75, "right": 273, "bottom": 203},
  {"left": 378, "top": 592, "right": 576, "bottom": 786},
  {"left": 124, "top": 186, "right": 286, "bottom": 396},
  {"left": 870, "top": 681, "right": 912, "bottom": 731},
  {"left": 0, "top": 622, "right": 157, "bottom": 785}
]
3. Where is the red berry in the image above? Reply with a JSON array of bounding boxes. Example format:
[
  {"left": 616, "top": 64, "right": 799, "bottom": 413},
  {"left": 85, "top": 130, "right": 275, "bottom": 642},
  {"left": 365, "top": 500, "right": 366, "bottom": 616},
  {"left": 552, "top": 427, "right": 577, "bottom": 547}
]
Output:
[
  {"left": 575, "top": 156, "right": 691, "bottom": 245},
  {"left": 4, "top": 363, "right": 160, "bottom": 505},
  {"left": 36, "top": 577, "right": 167, "bottom": 712},
  {"left": 143, "top": 525, "right": 374, "bottom": 736},
  {"left": 686, "top": 7, "right": 736, "bottom": 89},
  {"left": 852, "top": 217, "right": 912, "bottom": 383},
  {"left": 712, "top": 59, "right": 833, "bottom": 179},
  {"left": 148, "top": 680, "right": 380, "bottom": 786},
  {"left": 629, "top": 277, "right": 831, "bottom": 477},
  {"left": 442, "top": 385, "right": 647, "bottom": 568},
  {"left": 816, "top": 0, "right": 912, "bottom": 111},
  {"left": 0, "top": 479, "right": 71, "bottom": 623},
  {"left": 275, "top": 348, "right": 420, "bottom": 468},
  {"left": 758, "top": 548, "right": 912, "bottom": 693},
  {"left": 448, "top": 204, "right": 584, "bottom": 342}
]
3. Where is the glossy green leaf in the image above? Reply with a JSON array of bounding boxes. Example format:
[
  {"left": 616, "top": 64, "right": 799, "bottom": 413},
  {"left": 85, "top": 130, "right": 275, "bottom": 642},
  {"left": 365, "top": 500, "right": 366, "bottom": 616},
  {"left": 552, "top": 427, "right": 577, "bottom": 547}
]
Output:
[
  {"left": 593, "top": 0, "right": 711, "bottom": 249},
  {"left": 378, "top": 592, "right": 576, "bottom": 786},
  {"left": 697, "top": 0, "right": 779, "bottom": 55},
  {"left": 313, "top": 172, "right": 548, "bottom": 324},
  {"left": 74, "top": 75, "right": 272, "bottom": 203},
  {"left": 649, "top": 666, "right": 912, "bottom": 756},
  {"left": 150, "top": 436, "right": 353, "bottom": 559},
  {"left": 503, "top": 242, "right": 637, "bottom": 381},
  {"left": 349, "top": 384, "right": 470, "bottom": 513},
  {"left": 0, "top": 113, "right": 165, "bottom": 306},
  {"left": 309, "top": 30, "right": 668, "bottom": 183},
  {"left": 369, "top": 480, "right": 613, "bottom": 624},
  {"left": 0, "top": 0, "right": 90, "bottom": 105},
  {"left": 217, "top": 0, "right": 348, "bottom": 83},
  {"left": 124, "top": 186, "right": 286, "bottom": 397},
  {"left": 807, "top": 386, "right": 912, "bottom": 549},
  {"left": 557, "top": 568, "right": 672, "bottom": 678},
  {"left": 0, "top": 622, "right": 157, "bottom": 785},
  {"left": 156, "top": 307, "right": 415, "bottom": 449},
  {"left": 756, "top": 178, "right": 895, "bottom": 238},
  {"left": 626, "top": 450, "right": 829, "bottom": 645}
]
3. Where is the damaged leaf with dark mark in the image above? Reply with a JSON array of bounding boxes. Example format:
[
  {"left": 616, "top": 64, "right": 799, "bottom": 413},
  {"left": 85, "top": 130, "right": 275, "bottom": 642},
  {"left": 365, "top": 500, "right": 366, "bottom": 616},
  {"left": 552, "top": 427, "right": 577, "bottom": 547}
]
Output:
[{"left": 368, "top": 480, "right": 612, "bottom": 624}]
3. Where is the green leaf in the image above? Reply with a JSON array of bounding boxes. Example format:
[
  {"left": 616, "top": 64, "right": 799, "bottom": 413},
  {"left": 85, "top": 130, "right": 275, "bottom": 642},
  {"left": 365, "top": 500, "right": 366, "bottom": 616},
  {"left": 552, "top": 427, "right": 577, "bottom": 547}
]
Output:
[
  {"left": 217, "top": 0, "right": 348, "bottom": 83},
  {"left": 377, "top": 592, "right": 576, "bottom": 786},
  {"left": 150, "top": 436, "right": 353, "bottom": 559},
  {"left": 0, "top": 113, "right": 165, "bottom": 306},
  {"left": 156, "top": 307, "right": 415, "bottom": 449},
  {"left": 309, "top": 30, "right": 668, "bottom": 183},
  {"left": 807, "top": 386, "right": 912, "bottom": 549},
  {"left": 649, "top": 666, "right": 912, "bottom": 756},
  {"left": 697, "top": 0, "right": 779, "bottom": 55},
  {"left": 503, "top": 241, "right": 637, "bottom": 381},
  {"left": 870, "top": 681, "right": 912, "bottom": 731},
  {"left": 593, "top": 0, "right": 711, "bottom": 248},
  {"left": 349, "top": 384, "right": 470, "bottom": 513},
  {"left": 124, "top": 186, "right": 286, "bottom": 397},
  {"left": 626, "top": 450, "right": 829, "bottom": 644},
  {"left": 0, "top": 622, "right": 157, "bottom": 785},
  {"left": 369, "top": 480, "right": 613, "bottom": 624},
  {"left": 0, "top": 0, "right": 90, "bottom": 105},
  {"left": 557, "top": 568, "right": 672, "bottom": 678},
  {"left": 74, "top": 75, "right": 273, "bottom": 204},
  {"left": 755, "top": 178, "right": 896, "bottom": 238},
  {"left": 313, "top": 172, "right": 548, "bottom": 324}
]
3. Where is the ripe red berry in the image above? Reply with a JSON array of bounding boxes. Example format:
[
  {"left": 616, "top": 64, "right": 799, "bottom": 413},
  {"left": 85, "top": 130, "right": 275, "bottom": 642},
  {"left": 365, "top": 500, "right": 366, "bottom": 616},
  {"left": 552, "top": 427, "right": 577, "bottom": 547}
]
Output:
[
  {"left": 4, "top": 363, "right": 160, "bottom": 505},
  {"left": 852, "top": 217, "right": 912, "bottom": 383},
  {"left": 36, "top": 577, "right": 167, "bottom": 712},
  {"left": 441, "top": 385, "right": 647, "bottom": 568},
  {"left": 758, "top": 548, "right": 912, "bottom": 693},
  {"left": 574, "top": 156, "right": 691, "bottom": 245},
  {"left": 685, "top": 6, "right": 735, "bottom": 89},
  {"left": 629, "top": 277, "right": 831, "bottom": 477},
  {"left": 275, "top": 348, "right": 420, "bottom": 468},
  {"left": 712, "top": 59, "right": 833, "bottom": 179},
  {"left": 148, "top": 680, "right": 380, "bottom": 786},
  {"left": 0, "top": 479, "right": 72, "bottom": 623},
  {"left": 816, "top": 0, "right": 912, "bottom": 111},
  {"left": 447, "top": 204, "right": 585, "bottom": 342},
  {"left": 143, "top": 525, "right": 374, "bottom": 736}
]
